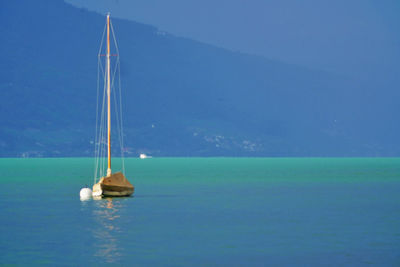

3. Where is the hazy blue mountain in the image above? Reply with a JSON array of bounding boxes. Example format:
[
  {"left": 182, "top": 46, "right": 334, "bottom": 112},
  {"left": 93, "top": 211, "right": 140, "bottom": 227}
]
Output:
[{"left": 0, "top": 0, "right": 398, "bottom": 157}]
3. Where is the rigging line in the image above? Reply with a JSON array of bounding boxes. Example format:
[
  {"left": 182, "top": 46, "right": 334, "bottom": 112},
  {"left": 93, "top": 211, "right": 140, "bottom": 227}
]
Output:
[
  {"left": 111, "top": 58, "right": 125, "bottom": 173},
  {"left": 99, "top": 122, "right": 104, "bottom": 177},
  {"left": 111, "top": 21, "right": 126, "bottom": 173},
  {"left": 96, "top": 50, "right": 106, "bottom": 178},
  {"left": 97, "top": 60, "right": 107, "bottom": 178},
  {"left": 97, "top": 59, "right": 106, "bottom": 170},
  {"left": 95, "top": 25, "right": 106, "bottom": 138},
  {"left": 118, "top": 61, "right": 125, "bottom": 174},
  {"left": 111, "top": 86, "right": 120, "bottom": 157},
  {"left": 110, "top": 21, "right": 120, "bottom": 57},
  {"left": 95, "top": 58, "right": 106, "bottom": 182},
  {"left": 98, "top": 23, "right": 107, "bottom": 56},
  {"left": 98, "top": 65, "right": 108, "bottom": 179},
  {"left": 98, "top": 97, "right": 104, "bottom": 177},
  {"left": 109, "top": 57, "right": 121, "bottom": 134},
  {"left": 97, "top": 89, "right": 105, "bottom": 179},
  {"left": 95, "top": 62, "right": 104, "bottom": 182},
  {"left": 111, "top": 80, "right": 123, "bottom": 167},
  {"left": 94, "top": 57, "right": 101, "bottom": 185},
  {"left": 111, "top": 60, "right": 124, "bottom": 170},
  {"left": 100, "top": 40, "right": 109, "bottom": 178},
  {"left": 96, "top": 80, "right": 105, "bottom": 179},
  {"left": 109, "top": 51, "right": 123, "bottom": 157},
  {"left": 94, "top": 22, "right": 107, "bottom": 184},
  {"left": 99, "top": 117, "right": 106, "bottom": 178},
  {"left": 101, "top": 73, "right": 108, "bottom": 176}
]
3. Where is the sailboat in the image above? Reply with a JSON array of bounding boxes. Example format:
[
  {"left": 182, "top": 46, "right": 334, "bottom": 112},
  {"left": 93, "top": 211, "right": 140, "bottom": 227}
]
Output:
[{"left": 92, "top": 13, "right": 134, "bottom": 198}]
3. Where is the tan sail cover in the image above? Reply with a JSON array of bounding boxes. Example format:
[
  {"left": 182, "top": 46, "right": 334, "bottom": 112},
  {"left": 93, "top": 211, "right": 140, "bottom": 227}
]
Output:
[
  {"left": 102, "top": 172, "right": 133, "bottom": 187},
  {"left": 93, "top": 172, "right": 134, "bottom": 197}
]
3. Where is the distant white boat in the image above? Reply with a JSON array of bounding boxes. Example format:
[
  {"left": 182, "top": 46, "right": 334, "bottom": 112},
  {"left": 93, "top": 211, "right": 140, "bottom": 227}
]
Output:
[{"left": 139, "top": 153, "right": 152, "bottom": 159}]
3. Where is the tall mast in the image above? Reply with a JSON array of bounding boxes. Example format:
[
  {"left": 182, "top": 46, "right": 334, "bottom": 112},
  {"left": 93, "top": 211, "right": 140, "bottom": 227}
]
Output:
[{"left": 106, "top": 13, "right": 112, "bottom": 177}]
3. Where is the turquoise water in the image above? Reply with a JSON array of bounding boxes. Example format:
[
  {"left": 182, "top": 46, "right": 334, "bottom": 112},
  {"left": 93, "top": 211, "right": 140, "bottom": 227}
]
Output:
[{"left": 0, "top": 158, "right": 399, "bottom": 266}]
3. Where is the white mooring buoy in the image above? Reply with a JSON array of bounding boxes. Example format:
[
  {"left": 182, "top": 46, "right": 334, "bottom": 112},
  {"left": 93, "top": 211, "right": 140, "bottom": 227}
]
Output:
[{"left": 80, "top": 187, "right": 92, "bottom": 201}]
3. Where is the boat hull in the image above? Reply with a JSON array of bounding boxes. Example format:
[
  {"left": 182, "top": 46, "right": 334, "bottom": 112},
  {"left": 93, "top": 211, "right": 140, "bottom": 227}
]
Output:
[{"left": 92, "top": 171, "right": 134, "bottom": 197}]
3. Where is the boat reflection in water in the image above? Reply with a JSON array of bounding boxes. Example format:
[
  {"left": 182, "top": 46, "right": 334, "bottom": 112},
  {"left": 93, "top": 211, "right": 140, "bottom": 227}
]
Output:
[{"left": 92, "top": 198, "right": 124, "bottom": 263}]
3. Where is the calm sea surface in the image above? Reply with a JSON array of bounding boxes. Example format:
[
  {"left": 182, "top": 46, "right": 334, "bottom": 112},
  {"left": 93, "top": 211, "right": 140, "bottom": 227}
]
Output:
[{"left": 0, "top": 158, "right": 399, "bottom": 266}]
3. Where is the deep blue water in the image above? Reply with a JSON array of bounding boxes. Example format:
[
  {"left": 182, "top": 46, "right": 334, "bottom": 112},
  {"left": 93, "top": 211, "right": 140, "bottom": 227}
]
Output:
[{"left": 0, "top": 158, "right": 399, "bottom": 266}]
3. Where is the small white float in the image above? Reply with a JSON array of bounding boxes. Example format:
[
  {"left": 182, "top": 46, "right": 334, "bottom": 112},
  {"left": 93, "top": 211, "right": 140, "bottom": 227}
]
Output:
[{"left": 80, "top": 187, "right": 92, "bottom": 201}]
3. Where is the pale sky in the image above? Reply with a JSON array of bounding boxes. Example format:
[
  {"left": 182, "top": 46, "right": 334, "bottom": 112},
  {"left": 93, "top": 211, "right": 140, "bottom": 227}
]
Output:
[{"left": 65, "top": 0, "right": 400, "bottom": 79}]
